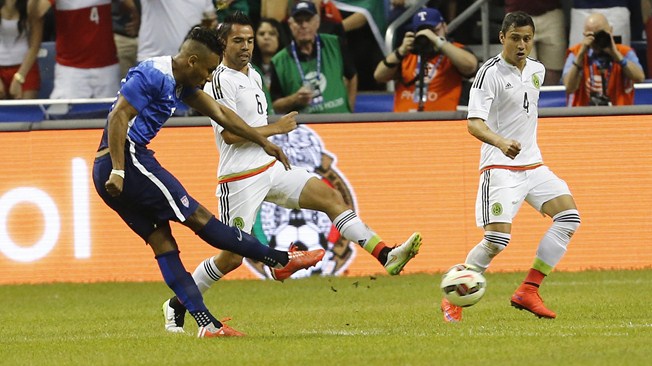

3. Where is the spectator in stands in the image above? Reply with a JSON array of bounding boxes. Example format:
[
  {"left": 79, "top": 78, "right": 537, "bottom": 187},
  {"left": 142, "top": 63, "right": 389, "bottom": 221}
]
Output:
[
  {"left": 563, "top": 12, "right": 645, "bottom": 106},
  {"left": 270, "top": 1, "right": 357, "bottom": 113},
  {"left": 137, "top": 0, "right": 215, "bottom": 62},
  {"left": 504, "top": 0, "right": 566, "bottom": 85},
  {"left": 251, "top": 17, "right": 286, "bottom": 114},
  {"left": 112, "top": 0, "right": 140, "bottom": 79},
  {"left": 642, "top": 0, "right": 652, "bottom": 78},
  {"left": 252, "top": 17, "right": 286, "bottom": 91},
  {"left": 373, "top": 7, "right": 477, "bottom": 112},
  {"left": 45, "top": 0, "right": 121, "bottom": 99},
  {"left": 0, "top": 0, "right": 48, "bottom": 99},
  {"left": 262, "top": 0, "right": 385, "bottom": 91},
  {"left": 569, "top": 0, "right": 631, "bottom": 46},
  {"left": 215, "top": 0, "right": 249, "bottom": 22}
]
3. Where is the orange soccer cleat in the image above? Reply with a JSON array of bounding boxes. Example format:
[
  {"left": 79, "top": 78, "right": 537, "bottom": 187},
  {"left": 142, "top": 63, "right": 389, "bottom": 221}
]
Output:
[
  {"left": 197, "top": 319, "right": 246, "bottom": 338},
  {"left": 441, "top": 297, "right": 463, "bottom": 322},
  {"left": 271, "top": 245, "right": 325, "bottom": 281},
  {"left": 510, "top": 284, "right": 557, "bottom": 319}
]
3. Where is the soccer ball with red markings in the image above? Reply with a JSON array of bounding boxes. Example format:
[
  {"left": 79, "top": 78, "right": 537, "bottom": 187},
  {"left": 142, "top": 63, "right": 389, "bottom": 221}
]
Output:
[{"left": 440, "top": 264, "right": 487, "bottom": 307}]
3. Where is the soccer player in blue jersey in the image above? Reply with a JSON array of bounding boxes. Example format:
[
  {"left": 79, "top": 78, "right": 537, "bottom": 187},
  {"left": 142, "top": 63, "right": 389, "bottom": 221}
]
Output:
[{"left": 92, "top": 27, "right": 325, "bottom": 338}]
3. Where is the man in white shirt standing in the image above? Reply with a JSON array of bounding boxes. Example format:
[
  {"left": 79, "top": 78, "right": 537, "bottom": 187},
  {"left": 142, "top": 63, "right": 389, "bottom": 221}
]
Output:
[
  {"left": 137, "top": 0, "right": 216, "bottom": 61},
  {"left": 441, "top": 11, "right": 581, "bottom": 323},
  {"left": 161, "top": 11, "right": 423, "bottom": 333}
]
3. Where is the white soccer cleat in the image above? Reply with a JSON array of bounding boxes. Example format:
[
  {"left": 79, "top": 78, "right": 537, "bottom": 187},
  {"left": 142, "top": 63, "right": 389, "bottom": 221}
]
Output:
[
  {"left": 162, "top": 299, "right": 185, "bottom": 333},
  {"left": 384, "top": 232, "right": 422, "bottom": 275}
]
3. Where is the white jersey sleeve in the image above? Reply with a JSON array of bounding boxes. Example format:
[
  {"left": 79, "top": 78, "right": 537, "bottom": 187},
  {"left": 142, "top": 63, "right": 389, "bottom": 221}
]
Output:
[
  {"left": 207, "top": 66, "right": 239, "bottom": 134},
  {"left": 468, "top": 56, "right": 500, "bottom": 122}
]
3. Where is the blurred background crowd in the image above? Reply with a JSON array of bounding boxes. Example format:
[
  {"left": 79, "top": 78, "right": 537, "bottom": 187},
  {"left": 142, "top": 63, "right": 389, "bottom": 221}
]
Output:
[{"left": 1, "top": 0, "right": 651, "bottom": 112}]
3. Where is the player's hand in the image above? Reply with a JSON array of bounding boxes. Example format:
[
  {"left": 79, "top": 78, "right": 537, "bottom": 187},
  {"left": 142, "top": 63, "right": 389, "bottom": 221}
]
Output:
[
  {"left": 105, "top": 174, "right": 124, "bottom": 197},
  {"left": 262, "top": 141, "right": 291, "bottom": 170},
  {"left": 499, "top": 138, "right": 521, "bottom": 159},
  {"left": 275, "top": 111, "right": 298, "bottom": 134}
]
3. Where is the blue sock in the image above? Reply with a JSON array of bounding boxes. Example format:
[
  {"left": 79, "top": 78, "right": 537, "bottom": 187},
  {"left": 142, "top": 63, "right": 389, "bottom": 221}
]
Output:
[
  {"left": 196, "top": 216, "right": 288, "bottom": 268},
  {"left": 156, "top": 250, "right": 219, "bottom": 327}
]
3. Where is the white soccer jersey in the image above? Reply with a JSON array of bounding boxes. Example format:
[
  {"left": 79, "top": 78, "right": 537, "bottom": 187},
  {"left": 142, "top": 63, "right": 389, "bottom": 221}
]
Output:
[
  {"left": 204, "top": 64, "right": 274, "bottom": 180},
  {"left": 467, "top": 54, "right": 545, "bottom": 170}
]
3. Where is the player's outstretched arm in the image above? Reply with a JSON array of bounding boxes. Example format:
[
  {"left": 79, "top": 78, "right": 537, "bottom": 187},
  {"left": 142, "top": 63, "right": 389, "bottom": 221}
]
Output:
[
  {"left": 467, "top": 117, "right": 521, "bottom": 159},
  {"left": 184, "top": 90, "right": 291, "bottom": 169},
  {"left": 221, "top": 111, "right": 298, "bottom": 144},
  {"left": 105, "top": 95, "right": 138, "bottom": 197}
]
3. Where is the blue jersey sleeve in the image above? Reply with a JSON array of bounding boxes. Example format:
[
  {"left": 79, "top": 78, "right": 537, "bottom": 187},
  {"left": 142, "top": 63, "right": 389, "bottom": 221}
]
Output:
[{"left": 120, "top": 68, "right": 163, "bottom": 111}]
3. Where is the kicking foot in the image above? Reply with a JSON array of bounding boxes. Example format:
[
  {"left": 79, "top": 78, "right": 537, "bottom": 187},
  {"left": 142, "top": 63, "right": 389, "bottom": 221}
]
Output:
[
  {"left": 271, "top": 244, "right": 325, "bottom": 281},
  {"left": 384, "top": 232, "right": 422, "bottom": 275}
]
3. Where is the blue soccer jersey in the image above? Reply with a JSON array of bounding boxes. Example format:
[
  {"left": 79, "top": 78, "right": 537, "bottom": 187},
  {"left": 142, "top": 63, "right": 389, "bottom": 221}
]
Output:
[{"left": 98, "top": 56, "right": 197, "bottom": 150}]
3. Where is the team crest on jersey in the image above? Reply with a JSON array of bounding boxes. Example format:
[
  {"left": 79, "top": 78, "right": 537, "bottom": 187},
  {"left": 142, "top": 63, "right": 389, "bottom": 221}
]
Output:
[
  {"left": 180, "top": 195, "right": 189, "bottom": 208},
  {"left": 491, "top": 202, "right": 503, "bottom": 216},
  {"left": 532, "top": 74, "right": 541, "bottom": 89},
  {"left": 233, "top": 217, "right": 245, "bottom": 229},
  {"left": 244, "top": 126, "right": 357, "bottom": 279}
]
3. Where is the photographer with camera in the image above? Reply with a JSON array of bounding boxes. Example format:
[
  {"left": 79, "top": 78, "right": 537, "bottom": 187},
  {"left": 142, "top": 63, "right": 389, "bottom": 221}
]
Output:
[
  {"left": 562, "top": 12, "right": 644, "bottom": 106},
  {"left": 374, "top": 7, "right": 478, "bottom": 112}
]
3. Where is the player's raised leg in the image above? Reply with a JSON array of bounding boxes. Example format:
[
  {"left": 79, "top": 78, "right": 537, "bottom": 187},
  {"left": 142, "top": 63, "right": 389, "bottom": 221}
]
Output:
[{"left": 300, "top": 177, "right": 422, "bottom": 275}]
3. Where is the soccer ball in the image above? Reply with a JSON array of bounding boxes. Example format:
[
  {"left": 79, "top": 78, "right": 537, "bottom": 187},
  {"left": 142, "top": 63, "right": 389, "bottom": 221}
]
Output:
[{"left": 440, "top": 264, "right": 487, "bottom": 307}]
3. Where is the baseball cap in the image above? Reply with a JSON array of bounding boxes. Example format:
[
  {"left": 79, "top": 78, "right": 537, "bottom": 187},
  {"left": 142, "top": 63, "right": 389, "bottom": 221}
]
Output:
[
  {"left": 291, "top": 1, "right": 318, "bottom": 18},
  {"left": 412, "top": 8, "right": 444, "bottom": 31}
]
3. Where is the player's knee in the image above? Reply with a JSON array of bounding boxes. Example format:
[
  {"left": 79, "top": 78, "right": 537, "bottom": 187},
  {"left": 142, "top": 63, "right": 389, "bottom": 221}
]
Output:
[
  {"left": 483, "top": 231, "right": 510, "bottom": 256},
  {"left": 482, "top": 240, "right": 506, "bottom": 257},
  {"left": 552, "top": 209, "right": 581, "bottom": 239}
]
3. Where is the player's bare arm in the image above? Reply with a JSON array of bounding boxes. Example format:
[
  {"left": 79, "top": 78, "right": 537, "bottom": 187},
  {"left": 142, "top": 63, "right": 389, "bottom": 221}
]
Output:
[
  {"left": 184, "top": 89, "right": 291, "bottom": 169},
  {"left": 221, "top": 111, "right": 298, "bottom": 144},
  {"left": 467, "top": 117, "right": 521, "bottom": 159},
  {"left": 105, "top": 95, "right": 138, "bottom": 197}
]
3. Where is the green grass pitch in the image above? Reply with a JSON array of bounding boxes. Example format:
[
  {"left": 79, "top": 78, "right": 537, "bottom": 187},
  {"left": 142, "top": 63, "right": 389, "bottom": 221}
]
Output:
[{"left": 1, "top": 270, "right": 651, "bottom": 365}]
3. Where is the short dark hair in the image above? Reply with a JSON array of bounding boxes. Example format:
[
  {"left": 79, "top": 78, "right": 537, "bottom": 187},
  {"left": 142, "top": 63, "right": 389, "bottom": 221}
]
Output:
[
  {"left": 501, "top": 11, "right": 535, "bottom": 34},
  {"left": 217, "top": 11, "right": 254, "bottom": 43},
  {"left": 185, "top": 26, "right": 224, "bottom": 55}
]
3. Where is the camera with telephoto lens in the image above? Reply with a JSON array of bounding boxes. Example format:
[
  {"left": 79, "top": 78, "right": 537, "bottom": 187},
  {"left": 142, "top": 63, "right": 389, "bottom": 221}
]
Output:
[
  {"left": 412, "top": 34, "right": 434, "bottom": 55},
  {"left": 592, "top": 30, "right": 612, "bottom": 49}
]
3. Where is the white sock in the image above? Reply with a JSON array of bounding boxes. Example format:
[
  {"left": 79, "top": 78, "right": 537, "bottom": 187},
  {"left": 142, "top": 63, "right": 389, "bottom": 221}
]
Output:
[
  {"left": 535, "top": 209, "right": 581, "bottom": 271},
  {"left": 333, "top": 209, "right": 377, "bottom": 247},
  {"left": 191, "top": 256, "right": 224, "bottom": 294},
  {"left": 465, "top": 231, "right": 510, "bottom": 272}
]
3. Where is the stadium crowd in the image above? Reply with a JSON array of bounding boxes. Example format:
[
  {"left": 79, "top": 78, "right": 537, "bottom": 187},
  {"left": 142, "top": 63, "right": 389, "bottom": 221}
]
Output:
[{"left": 1, "top": 0, "right": 650, "bottom": 109}]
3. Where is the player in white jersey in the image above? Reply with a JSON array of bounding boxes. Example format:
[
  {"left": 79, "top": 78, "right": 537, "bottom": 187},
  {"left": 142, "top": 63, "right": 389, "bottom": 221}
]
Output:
[
  {"left": 161, "top": 12, "right": 422, "bottom": 333},
  {"left": 441, "top": 11, "right": 581, "bottom": 322}
]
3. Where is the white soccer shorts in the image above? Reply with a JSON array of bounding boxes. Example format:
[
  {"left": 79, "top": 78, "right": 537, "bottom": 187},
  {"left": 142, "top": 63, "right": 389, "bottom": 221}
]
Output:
[{"left": 475, "top": 165, "right": 572, "bottom": 227}]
